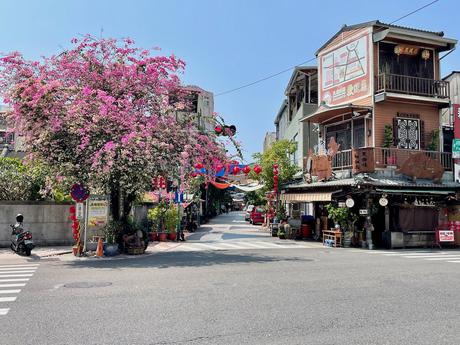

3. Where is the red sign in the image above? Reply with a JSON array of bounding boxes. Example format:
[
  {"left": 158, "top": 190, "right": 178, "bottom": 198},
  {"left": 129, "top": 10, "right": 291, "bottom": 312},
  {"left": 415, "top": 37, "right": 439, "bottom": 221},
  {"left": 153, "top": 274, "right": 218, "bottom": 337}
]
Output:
[
  {"left": 439, "top": 230, "right": 455, "bottom": 242},
  {"left": 319, "top": 28, "right": 371, "bottom": 107},
  {"left": 454, "top": 104, "right": 460, "bottom": 139}
]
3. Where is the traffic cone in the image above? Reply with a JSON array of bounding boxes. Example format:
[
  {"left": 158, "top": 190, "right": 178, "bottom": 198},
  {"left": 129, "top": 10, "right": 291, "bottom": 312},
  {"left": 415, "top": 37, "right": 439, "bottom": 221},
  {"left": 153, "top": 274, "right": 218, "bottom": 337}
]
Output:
[{"left": 96, "top": 237, "right": 104, "bottom": 257}]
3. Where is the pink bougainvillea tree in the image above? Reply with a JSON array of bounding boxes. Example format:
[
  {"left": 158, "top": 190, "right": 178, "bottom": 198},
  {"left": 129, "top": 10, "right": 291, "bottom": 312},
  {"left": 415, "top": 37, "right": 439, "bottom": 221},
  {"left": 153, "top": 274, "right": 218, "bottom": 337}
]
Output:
[{"left": 0, "top": 36, "right": 231, "bottom": 224}]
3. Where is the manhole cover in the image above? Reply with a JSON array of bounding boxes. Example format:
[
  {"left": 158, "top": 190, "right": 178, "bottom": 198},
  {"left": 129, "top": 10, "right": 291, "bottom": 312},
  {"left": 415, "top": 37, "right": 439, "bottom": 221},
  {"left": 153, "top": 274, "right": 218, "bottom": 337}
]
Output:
[{"left": 64, "top": 282, "right": 112, "bottom": 289}]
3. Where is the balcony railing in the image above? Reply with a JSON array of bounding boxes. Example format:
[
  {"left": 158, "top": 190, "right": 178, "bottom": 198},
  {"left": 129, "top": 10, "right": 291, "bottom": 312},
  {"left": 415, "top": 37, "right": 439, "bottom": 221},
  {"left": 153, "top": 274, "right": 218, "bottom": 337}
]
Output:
[
  {"left": 376, "top": 73, "right": 450, "bottom": 99},
  {"left": 331, "top": 147, "right": 452, "bottom": 172}
]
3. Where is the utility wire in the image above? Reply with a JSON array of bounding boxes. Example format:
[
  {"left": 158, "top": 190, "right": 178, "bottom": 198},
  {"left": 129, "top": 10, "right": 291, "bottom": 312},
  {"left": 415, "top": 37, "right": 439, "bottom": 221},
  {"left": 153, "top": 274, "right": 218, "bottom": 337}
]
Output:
[{"left": 215, "top": 0, "right": 441, "bottom": 97}]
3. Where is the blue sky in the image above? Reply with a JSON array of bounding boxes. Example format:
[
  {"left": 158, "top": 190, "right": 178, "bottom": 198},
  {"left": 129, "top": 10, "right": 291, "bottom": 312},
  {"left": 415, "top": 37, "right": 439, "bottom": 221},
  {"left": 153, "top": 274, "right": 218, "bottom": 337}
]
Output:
[{"left": 1, "top": 0, "right": 459, "bottom": 161}]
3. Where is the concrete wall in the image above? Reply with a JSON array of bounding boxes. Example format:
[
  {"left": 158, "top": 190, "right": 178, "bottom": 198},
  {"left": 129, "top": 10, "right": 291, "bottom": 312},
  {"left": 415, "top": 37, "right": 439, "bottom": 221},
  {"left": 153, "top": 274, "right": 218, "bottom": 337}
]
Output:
[{"left": 0, "top": 201, "right": 73, "bottom": 247}]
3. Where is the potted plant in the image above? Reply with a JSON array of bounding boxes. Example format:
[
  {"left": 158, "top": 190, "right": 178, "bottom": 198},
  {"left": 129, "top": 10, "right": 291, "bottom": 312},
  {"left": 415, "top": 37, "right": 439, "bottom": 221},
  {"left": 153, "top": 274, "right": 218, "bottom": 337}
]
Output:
[
  {"left": 165, "top": 206, "right": 179, "bottom": 241},
  {"left": 383, "top": 124, "right": 396, "bottom": 166},
  {"left": 147, "top": 207, "right": 161, "bottom": 241},
  {"left": 427, "top": 129, "right": 439, "bottom": 151},
  {"left": 103, "top": 221, "right": 121, "bottom": 256},
  {"left": 277, "top": 224, "right": 286, "bottom": 239},
  {"left": 325, "top": 203, "right": 354, "bottom": 247}
]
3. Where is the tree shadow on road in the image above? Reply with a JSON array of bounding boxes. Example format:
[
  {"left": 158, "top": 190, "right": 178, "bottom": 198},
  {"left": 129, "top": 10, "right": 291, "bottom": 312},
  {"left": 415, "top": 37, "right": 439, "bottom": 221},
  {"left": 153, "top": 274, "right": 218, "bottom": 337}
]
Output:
[{"left": 60, "top": 250, "right": 313, "bottom": 271}]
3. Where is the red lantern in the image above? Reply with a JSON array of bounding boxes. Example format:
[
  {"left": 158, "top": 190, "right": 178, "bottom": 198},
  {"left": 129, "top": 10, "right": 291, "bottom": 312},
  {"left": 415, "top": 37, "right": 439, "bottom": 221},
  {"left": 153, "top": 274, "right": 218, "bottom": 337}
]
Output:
[
  {"left": 215, "top": 164, "right": 224, "bottom": 172},
  {"left": 72, "top": 221, "right": 79, "bottom": 230},
  {"left": 242, "top": 166, "right": 251, "bottom": 175},
  {"left": 253, "top": 165, "right": 262, "bottom": 174},
  {"left": 195, "top": 163, "right": 203, "bottom": 170},
  {"left": 232, "top": 166, "right": 241, "bottom": 175},
  {"left": 273, "top": 164, "right": 279, "bottom": 169},
  {"left": 69, "top": 205, "right": 76, "bottom": 214},
  {"left": 69, "top": 214, "right": 77, "bottom": 222},
  {"left": 214, "top": 125, "right": 223, "bottom": 135},
  {"left": 191, "top": 172, "right": 197, "bottom": 178},
  {"left": 274, "top": 175, "right": 279, "bottom": 182}
]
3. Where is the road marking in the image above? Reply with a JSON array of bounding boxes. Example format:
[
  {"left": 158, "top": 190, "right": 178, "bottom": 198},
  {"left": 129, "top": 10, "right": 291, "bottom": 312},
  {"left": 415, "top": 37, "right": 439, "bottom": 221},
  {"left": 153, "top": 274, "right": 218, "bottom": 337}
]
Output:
[
  {"left": 0, "top": 284, "right": 26, "bottom": 288},
  {"left": 0, "top": 308, "right": 9, "bottom": 315},
  {"left": 0, "top": 297, "right": 17, "bottom": 302},
  {"left": 0, "top": 264, "right": 39, "bottom": 268},
  {"left": 0, "top": 267, "right": 38, "bottom": 271},
  {"left": 447, "top": 261, "right": 460, "bottom": 263},
  {"left": 254, "top": 241, "right": 286, "bottom": 248},
  {"left": 230, "top": 242, "right": 268, "bottom": 249},
  {"left": 213, "top": 242, "right": 246, "bottom": 249},
  {"left": 0, "top": 289, "right": 21, "bottom": 294},
  {"left": 405, "top": 255, "right": 460, "bottom": 259},
  {"left": 0, "top": 278, "right": 29, "bottom": 283},
  {"left": 424, "top": 256, "right": 460, "bottom": 261},
  {"left": 383, "top": 252, "right": 445, "bottom": 256},
  {"left": 0, "top": 274, "right": 34, "bottom": 278},
  {"left": 191, "top": 243, "right": 225, "bottom": 251}
]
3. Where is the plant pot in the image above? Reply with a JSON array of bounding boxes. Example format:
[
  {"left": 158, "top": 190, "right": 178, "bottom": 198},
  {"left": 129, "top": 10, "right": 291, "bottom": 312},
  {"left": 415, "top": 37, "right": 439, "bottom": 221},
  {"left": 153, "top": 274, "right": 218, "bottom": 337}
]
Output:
[
  {"left": 158, "top": 233, "right": 167, "bottom": 242},
  {"left": 386, "top": 156, "right": 397, "bottom": 165},
  {"left": 149, "top": 232, "right": 158, "bottom": 241},
  {"left": 278, "top": 233, "right": 286, "bottom": 239},
  {"left": 103, "top": 243, "right": 119, "bottom": 257},
  {"left": 168, "top": 232, "right": 177, "bottom": 241}
]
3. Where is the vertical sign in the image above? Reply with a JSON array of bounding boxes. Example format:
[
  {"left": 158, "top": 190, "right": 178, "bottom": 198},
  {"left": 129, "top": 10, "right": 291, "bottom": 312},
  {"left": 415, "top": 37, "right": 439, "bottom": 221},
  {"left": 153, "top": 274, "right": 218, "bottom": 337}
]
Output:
[
  {"left": 454, "top": 104, "right": 460, "bottom": 139},
  {"left": 76, "top": 202, "right": 84, "bottom": 220}
]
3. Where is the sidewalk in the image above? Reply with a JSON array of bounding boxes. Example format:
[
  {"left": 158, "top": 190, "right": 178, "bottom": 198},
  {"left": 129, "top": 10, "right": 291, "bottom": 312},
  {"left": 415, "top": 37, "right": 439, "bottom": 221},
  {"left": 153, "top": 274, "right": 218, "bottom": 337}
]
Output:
[{"left": 0, "top": 246, "right": 72, "bottom": 260}]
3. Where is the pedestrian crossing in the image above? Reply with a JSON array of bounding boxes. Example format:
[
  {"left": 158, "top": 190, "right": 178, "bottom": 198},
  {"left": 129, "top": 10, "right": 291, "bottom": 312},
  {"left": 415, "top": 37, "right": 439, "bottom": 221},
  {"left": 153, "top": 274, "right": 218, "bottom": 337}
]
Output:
[
  {"left": 151, "top": 240, "right": 323, "bottom": 252},
  {"left": 352, "top": 249, "right": 460, "bottom": 264},
  {"left": 0, "top": 263, "right": 39, "bottom": 316}
]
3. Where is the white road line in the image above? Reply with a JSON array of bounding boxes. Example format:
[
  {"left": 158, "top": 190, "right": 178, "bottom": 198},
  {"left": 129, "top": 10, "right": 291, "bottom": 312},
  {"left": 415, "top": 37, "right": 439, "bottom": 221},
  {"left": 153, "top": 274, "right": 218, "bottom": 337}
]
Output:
[
  {"left": 0, "top": 267, "right": 38, "bottom": 271},
  {"left": 0, "top": 274, "right": 33, "bottom": 278},
  {"left": 183, "top": 243, "right": 215, "bottom": 251},
  {"left": 0, "top": 289, "right": 21, "bottom": 294},
  {"left": 0, "top": 308, "right": 10, "bottom": 315},
  {"left": 447, "top": 261, "right": 460, "bottom": 263},
  {"left": 194, "top": 243, "right": 228, "bottom": 251},
  {"left": 425, "top": 256, "right": 460, "bottom": 261},
  {"left": 383, "top": 252, "right": 446, "bottom": 256},
  {"left": 232, "top": 242, "right": 269, "bottom": 249},
  {"left": 0, "top": 279, "right": 29, "bottom": 283},
  {"left": 405, "top": 255, "right": 460, "bottom": 259},
  {"left": 212, "top": 242, "right": 245, "bottom": 249},
  {"left": 0, "top": 271, "right": 36, "bottom": 275},
  {"left": 0, "top": 297, "right": 17, "bottom": 302},
  {"left": 254, "top": 241, "right": 283, "bottom": 248},
  {"left": 0, "top": 284, "right": 26, "bottom": 288},
  {"left": 0, "top": 264, "right": 39, "bottom": 268}
]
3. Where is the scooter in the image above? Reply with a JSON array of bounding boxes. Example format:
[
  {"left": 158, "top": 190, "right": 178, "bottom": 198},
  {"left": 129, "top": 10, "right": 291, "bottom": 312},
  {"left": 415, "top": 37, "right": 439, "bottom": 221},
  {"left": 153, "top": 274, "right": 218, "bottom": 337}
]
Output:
[{"left": 9, "top": 214, "right": 34, "bottom": 256}]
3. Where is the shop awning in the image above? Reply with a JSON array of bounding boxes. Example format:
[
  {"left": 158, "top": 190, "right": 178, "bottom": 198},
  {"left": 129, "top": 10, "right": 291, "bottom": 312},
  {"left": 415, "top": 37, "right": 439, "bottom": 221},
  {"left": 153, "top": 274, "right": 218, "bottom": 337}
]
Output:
[
  {"left": 375, "top": 188, "right": 455, "bottom": 195},
  {"left": 280, "top": 192, "right": 332, "bottom": 202}
]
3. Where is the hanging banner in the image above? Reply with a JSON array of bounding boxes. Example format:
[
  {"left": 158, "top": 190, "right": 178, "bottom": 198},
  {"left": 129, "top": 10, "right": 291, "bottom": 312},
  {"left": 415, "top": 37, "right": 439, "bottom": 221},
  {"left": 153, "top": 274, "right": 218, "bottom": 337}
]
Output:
[{"left": 454, "top": 104, "right": 460, "bottom": 139}]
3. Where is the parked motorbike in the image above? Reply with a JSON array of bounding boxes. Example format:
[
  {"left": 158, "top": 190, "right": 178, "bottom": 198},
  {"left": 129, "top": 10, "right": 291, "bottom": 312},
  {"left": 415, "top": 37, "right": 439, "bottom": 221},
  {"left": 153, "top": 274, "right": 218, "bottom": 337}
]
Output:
[{"left": 9, "top": 214, "right": 34, "bottom": 256}]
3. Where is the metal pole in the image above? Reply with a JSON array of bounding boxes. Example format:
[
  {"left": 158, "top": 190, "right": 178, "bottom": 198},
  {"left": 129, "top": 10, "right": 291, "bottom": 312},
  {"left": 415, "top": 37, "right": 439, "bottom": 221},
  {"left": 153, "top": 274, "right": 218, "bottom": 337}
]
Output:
[
  {"left": 176, "top": 166, "right": 182, "bottom": 242},
  {"left": 83, "top": 199, "right": 89, "bottom": 253}
]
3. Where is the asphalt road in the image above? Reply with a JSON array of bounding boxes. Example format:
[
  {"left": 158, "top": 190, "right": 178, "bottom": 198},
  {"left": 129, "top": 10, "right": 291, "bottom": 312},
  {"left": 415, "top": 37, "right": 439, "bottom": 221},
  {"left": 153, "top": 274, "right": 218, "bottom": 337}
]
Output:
[{"left": 1, "top": 211, "right": 460, "bottom": 345}]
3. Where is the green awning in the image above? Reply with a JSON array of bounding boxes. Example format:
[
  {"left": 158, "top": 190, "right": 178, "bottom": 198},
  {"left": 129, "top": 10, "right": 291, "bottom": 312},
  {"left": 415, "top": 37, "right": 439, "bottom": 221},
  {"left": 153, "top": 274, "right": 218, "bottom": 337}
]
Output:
[{"left": 375, "top": 188, "right": 455, "bottom": 195}]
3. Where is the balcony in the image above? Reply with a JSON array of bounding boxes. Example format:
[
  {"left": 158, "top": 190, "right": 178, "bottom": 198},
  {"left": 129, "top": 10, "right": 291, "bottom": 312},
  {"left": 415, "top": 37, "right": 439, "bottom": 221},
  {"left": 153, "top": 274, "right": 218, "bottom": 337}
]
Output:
[
  {"left": 332, "top": 147, "right": 452, "bottom": 172},
  {"left": 376, "top": 73, "right": 450, "bottom": 99}
]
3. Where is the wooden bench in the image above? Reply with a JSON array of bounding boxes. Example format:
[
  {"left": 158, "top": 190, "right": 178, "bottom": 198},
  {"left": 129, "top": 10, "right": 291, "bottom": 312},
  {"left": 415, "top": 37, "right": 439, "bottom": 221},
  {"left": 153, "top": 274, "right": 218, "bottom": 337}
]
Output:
[{"left": 323, "top": 229, "right": 342, "bottom": 248}]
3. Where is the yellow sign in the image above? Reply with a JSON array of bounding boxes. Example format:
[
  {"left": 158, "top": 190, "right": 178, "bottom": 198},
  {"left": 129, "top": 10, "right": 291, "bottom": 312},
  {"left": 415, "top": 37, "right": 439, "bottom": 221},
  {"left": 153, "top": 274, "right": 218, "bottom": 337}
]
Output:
[
  {"left": 394, "top": 45, "right": 420, "bottom": 56},
  {"left": 87, "top": 200, "right": 108, "bottom": 228}
]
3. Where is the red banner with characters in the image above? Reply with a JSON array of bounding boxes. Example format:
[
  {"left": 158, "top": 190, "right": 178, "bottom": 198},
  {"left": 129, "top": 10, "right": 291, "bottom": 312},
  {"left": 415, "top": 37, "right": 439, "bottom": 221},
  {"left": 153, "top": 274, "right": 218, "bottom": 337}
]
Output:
[{"left": 454, "top": 104, "right": 460, "bottom": 139}]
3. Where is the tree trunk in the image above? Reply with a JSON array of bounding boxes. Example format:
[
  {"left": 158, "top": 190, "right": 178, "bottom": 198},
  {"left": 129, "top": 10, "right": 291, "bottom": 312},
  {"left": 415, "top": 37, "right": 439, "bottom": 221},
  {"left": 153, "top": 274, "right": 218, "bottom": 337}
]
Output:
[
  {"left": 110, "top": 186, "right": 120, "bottom": 222},
  {"left": 121, "top": 191, "right": 136, "bottom": 224}
]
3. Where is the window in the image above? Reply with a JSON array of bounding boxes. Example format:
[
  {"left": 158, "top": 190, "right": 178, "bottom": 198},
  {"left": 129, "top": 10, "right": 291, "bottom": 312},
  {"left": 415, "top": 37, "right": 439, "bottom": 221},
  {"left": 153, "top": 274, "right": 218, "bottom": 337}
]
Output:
[
  {"left": 352, "top": 118, "right": 365, "bottom": 148},
  {"left": 395, "top": 118, "right": 420, "bottom": 149},
  {"left": 326, "top": 122, "right": 351, "bottom": 150},
  {"left": 379, "top": 42, "right": 434, "bottom": 79},
  {"left": 291, "top": 135, "right": 298, "bottom": 165}
]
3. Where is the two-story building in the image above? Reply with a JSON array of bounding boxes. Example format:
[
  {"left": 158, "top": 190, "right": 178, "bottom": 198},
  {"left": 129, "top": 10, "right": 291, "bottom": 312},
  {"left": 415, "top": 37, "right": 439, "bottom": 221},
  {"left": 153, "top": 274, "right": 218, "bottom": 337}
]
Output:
[
  {"left": 281, "top": 20, "right": 458, "bottom": 249},
  {"left": 274, "top": 66, "right": 319, "bottom": 168}
]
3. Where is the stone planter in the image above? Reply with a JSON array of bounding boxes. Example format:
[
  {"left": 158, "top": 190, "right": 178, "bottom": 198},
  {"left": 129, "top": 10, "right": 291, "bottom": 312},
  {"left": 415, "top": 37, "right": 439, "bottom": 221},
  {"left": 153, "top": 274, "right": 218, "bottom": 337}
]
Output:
[
  {"left": 103, "top": 243, "right": 119, "bottom": 257},
  {"left": 168, "top": 232, "right": 177, "bottom": 241}
]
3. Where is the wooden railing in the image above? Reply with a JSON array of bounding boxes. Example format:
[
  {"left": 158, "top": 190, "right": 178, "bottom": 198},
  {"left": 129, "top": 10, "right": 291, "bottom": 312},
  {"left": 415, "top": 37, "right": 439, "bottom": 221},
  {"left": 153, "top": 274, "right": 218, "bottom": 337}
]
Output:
[
  {"left": 331, "top": 147, "right": 452, "bottom": 171},
  {"left": 376, "top": 73, "right": 450, "bottom": 99},
  {"left": 332, "top": 149, "right": 352, "bottom": 170},
  {"left": 374, "top": 147, "right": 452, "bottom": 171}
]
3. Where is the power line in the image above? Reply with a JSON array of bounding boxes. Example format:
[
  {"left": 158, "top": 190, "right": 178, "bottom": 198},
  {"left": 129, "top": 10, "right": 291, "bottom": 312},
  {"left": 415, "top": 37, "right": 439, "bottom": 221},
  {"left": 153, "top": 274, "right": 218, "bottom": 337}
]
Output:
[
  {"left": 215, "top": 0, "right": 441, "bottom": 97},
  {"left": 389, "top": 0, "right": 439, "bottom": 24}
]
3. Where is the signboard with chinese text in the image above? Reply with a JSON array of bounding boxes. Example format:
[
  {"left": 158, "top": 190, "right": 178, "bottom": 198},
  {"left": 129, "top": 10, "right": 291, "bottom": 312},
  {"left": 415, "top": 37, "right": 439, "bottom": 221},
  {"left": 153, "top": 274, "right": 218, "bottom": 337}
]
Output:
[
  {"left": 76, "top": 203, "right": 84, "bottom": 220},
  {"left": 87, "top": 199, "right": 108, "bottom": 234},
  {"left": 439, "top": 230, "right": 455, "bottom": 242},
  {"left": 452, "top": 138, "right": 460, "bottom": 159},
  {"left": 319, "top": 28, "right": 371, "bottom": 107},
  {"left": 454, "top": 104, "right": 460, "bottom": 139}
]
